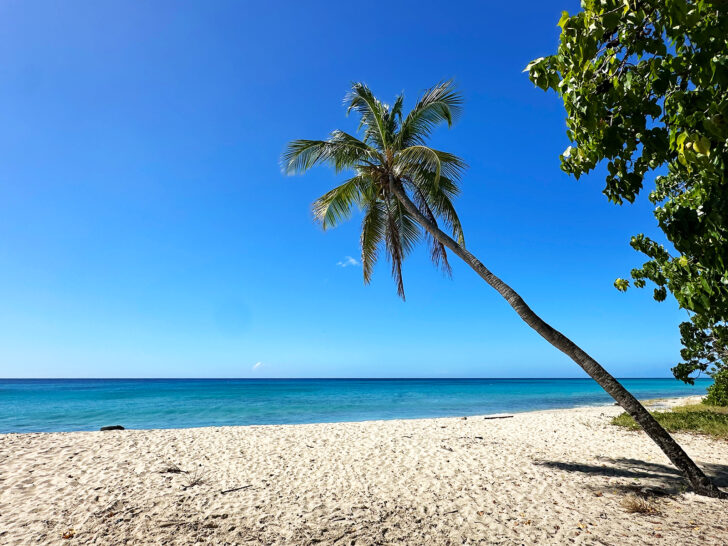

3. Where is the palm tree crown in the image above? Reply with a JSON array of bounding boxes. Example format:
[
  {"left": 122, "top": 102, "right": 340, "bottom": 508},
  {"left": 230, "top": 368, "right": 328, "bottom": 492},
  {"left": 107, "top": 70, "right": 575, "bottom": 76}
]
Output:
[{"left": 282, "top": 81, "right": 467, "bottom": 299}]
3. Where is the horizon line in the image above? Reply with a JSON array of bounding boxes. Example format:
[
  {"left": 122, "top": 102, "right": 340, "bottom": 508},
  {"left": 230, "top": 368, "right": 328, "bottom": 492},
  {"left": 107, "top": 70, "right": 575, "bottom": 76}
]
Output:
[{"left": 0, "top": 376, "right": 700, "bottom": 381}]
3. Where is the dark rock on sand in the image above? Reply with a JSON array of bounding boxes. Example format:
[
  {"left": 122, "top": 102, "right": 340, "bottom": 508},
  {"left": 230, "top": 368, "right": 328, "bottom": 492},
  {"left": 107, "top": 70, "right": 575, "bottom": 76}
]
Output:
[{"left": 100, "top": 425, "right": 125, "bottom": 431}]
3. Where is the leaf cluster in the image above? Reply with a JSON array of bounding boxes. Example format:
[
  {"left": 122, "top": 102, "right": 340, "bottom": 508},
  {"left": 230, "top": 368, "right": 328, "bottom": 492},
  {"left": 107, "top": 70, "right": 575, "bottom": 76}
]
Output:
[
  {"left": 282, "top": 81, "right": 467, "bottom": 299},
  {"left": 527, "top": 0, "right": 728, "bottom": 382},
  {"left": 704, "top": 366, "right": 728, "bottom": 405}
]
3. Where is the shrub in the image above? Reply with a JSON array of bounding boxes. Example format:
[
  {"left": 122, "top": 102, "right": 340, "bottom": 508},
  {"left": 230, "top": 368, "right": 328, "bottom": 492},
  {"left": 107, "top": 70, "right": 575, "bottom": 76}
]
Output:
[{"left": 705, "top": 368, "right": 728, "bottom": 407}]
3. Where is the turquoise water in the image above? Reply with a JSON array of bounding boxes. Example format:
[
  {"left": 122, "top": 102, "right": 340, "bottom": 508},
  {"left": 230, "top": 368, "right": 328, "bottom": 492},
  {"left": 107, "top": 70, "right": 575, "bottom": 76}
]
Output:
[{"left": 0, "top": 378, "right": 711, "bottom": 433}]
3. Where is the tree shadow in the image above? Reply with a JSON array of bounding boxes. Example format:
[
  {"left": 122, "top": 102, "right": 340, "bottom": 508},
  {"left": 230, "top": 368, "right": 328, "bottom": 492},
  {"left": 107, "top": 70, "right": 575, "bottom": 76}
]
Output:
[{"left": 534, "top": 457, "right": 728, "bottom": 496}]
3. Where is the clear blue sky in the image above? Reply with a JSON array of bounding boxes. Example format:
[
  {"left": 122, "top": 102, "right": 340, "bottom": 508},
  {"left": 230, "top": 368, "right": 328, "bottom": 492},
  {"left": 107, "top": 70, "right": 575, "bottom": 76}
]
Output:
[{"left": 0, "top": 1, "right": 687, "bottom": 378}]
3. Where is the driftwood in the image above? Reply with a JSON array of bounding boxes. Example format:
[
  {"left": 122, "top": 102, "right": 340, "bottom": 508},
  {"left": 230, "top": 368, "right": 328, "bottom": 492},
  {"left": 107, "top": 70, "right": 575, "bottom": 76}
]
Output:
[
  {"left": 220, "top": 485, "right": 252, "bottom": 494},
  {"left": 483, "top": 415, "right": 513, "bottom": 420}
]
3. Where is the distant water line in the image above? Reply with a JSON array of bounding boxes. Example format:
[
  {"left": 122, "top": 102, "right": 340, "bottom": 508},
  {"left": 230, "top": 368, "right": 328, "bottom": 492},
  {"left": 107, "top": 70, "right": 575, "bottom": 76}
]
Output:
[{"left": 0, "top": 378, "right": 711, "bottom": 433}]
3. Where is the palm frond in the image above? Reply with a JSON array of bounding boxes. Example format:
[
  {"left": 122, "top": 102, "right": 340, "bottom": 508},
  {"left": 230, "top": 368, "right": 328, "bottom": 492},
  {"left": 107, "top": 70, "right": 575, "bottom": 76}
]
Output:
[
  {"left": 282, "top": 132, "right": 379, "bottom": 174},
  {"left": 384, "top": 94, "right": 404, "bottom": 138},
  {"left": 345, "top": 83, "right": 389, "bottom": 150},
  {"left": 395, "top": 200, "right": 421, "bottom": 256},
  {"left": 327, "top": 131, "right": 382, "bottom": 171},
  {"left": 398, "top": 145, "right": 443, "bottom": 186},
  {"left": 411, "top": 185, "right": 452, "bottom": 276},
  {"left": 405, "top": 174, "right": 465, "bottom": 247},
  {"left": 384, "top": 198, "right": 406, "bottom": 299},
  {"left": 312, "top": 175, "right": 366, "bottom": 229},
  {"left": 360, "top": 193, "right": 386, "bottom": 284},
  {"left": 383, "top": 196, "right": 422, "bottom": 299},
  {"left": 397, "top": 80, "right": 463, "bottom": 148},
  {"left": 390, "top": 93, "right": 404, "bottom": 123},
  {"left": 282, "top": 140, "right": 331, "bottom": 174},
  {"left": 396, "top": 146, "right": 467, "bottom": 188}
]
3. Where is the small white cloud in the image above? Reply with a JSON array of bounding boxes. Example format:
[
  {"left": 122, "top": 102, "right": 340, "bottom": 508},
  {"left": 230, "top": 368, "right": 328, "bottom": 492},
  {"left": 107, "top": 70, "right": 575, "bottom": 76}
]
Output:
[
  {"left": 337, "top": 256, "right": 360, "bottom": 268},
  {"left": 252, "top": 361, "right": 264, "bottom": 371}
]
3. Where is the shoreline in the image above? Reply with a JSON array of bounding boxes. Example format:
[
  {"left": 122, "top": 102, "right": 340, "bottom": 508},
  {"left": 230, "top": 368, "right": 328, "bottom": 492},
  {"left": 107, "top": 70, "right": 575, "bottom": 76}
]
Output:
[
  {"left": 1, "top": 395, "right": 725, "bottom": 544},
  {"left": 0, "top": 393, "right": 707, "bottom": 436}
]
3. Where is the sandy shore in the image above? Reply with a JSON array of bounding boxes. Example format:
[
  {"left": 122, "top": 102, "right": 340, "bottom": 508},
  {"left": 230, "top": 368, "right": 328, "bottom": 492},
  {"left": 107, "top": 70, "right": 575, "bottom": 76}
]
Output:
[{"left": 1, "top": 396, "right": 726, "bottom": 545}]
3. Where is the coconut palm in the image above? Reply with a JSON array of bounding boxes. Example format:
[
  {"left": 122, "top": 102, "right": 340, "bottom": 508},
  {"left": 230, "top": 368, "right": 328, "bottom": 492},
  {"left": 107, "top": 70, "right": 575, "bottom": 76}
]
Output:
[{"left": 282, "top": 80, "right": 725, "bottom": 498}]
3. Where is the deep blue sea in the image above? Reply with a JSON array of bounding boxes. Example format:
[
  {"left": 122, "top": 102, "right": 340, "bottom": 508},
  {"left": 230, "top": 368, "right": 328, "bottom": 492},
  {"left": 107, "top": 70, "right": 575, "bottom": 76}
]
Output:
[{"left": 0, "top": 378, "right": 712, "bottom": 433}]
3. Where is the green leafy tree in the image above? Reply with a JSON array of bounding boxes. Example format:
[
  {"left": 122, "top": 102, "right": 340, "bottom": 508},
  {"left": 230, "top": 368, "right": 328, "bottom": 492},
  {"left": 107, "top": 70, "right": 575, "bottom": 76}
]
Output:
[
  {"left": 706, "top": 367, "right": 728, "bottom": 405},
  {"left": 525, "top": 1, "right": 728, "bottom": 399},
  {"left": 283, "top": 81, "right": 725, "bottom": 497}
]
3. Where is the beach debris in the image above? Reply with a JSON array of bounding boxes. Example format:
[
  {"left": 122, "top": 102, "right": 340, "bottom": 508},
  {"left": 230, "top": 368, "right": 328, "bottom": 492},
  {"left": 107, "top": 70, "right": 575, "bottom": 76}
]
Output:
[
  {"left": 160, "top": 462, "right": 185, "bottom": 474},
  {"left": 99, "top": 425, "right": 125, "bottom": 431},
  {"left": 620, "top": 494, "right": 661, "bottom": 515},
  {"left": 159, "top": 521, "right": 185, "bottom": 528},
  {"left": 220, "top": 485, "right": 252, "bottom": 495},
  {"left": 61, "top": 529, "right": 75, "bottom": 539},
  {"left": 483, "top": 415, "right": 513, "bottom": 420},
  {"left": 182, "top": 467, "right": 205, "bottom": 490}
]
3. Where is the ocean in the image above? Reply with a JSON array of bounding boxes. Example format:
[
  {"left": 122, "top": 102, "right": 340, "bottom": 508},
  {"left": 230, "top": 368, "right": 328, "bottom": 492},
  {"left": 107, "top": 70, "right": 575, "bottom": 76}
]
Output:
[{"left": 0, "top": 378, "right": 711, "bottom": 433}]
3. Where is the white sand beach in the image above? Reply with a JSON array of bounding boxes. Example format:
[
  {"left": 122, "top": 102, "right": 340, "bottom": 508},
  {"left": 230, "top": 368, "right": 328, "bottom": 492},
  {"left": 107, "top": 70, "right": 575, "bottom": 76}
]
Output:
[{"left": 1, "top": 396, "right": 726, "bottom": 545}]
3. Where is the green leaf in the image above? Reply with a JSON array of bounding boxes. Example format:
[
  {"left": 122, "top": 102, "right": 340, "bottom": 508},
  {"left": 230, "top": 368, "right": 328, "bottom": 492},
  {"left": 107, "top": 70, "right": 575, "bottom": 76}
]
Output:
[
  {"left": 557, "top": 11, "right": 570, "bottom": 30},
  {"left": 676, "top": 132, "right": 688, "bottom": 151},
  {"left": 523, "top": 57, "right": 544, "bottom": 73},
  {"left": 614, "top": 278, "right": 630, "bottom": 292},
  {"left": 693, "top": 136, "right": 711, "bottom": 156}
]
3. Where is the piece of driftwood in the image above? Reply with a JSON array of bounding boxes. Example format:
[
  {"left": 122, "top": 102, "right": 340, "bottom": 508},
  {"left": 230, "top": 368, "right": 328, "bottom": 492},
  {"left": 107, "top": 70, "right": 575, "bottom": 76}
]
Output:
[
  {"left": 482, "top": 415, "right": 513, "bottom": 420},
  {"left": 220, "top": 485, "right": 252, "bottom": 494}
]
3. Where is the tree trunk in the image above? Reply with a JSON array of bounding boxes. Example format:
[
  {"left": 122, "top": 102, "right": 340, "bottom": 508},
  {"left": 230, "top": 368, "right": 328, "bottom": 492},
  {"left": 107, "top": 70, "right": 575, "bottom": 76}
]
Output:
[{"left": 389, "top": 176, "right": 726, "bottom": 498}]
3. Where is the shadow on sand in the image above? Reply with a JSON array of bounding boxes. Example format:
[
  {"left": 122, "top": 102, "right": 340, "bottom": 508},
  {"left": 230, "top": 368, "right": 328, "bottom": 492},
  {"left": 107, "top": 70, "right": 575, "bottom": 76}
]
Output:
[{"left": 535, "top": 457, "right": 728, "bottom": 496}]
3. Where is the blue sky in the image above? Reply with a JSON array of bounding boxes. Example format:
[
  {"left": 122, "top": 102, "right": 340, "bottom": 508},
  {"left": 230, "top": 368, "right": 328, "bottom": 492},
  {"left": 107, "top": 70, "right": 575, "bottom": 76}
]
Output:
[{"left": 0, "top": 1, "right": 688, "bottom": 378}]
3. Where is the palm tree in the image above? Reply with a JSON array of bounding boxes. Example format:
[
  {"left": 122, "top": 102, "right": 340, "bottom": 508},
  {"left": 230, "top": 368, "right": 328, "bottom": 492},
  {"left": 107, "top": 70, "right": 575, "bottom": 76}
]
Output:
[{"left": 282, "top": 81, "right": 725, "bottom": 498}]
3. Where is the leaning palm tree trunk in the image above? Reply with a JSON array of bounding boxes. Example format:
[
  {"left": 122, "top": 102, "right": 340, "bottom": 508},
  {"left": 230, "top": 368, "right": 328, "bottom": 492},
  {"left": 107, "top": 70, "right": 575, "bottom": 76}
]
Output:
[
  {"left": 285, "top": 80, "right": 725, "bottom": 498},
  {"left": 389, "top": 176, "right": 725, "bottom": 499}
]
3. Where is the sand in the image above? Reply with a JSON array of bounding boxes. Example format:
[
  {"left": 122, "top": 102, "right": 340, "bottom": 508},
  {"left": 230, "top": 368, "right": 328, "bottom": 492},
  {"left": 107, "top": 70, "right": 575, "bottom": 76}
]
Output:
[{"left": 1, "top": 396, "right": 726, "bottom": 545}]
